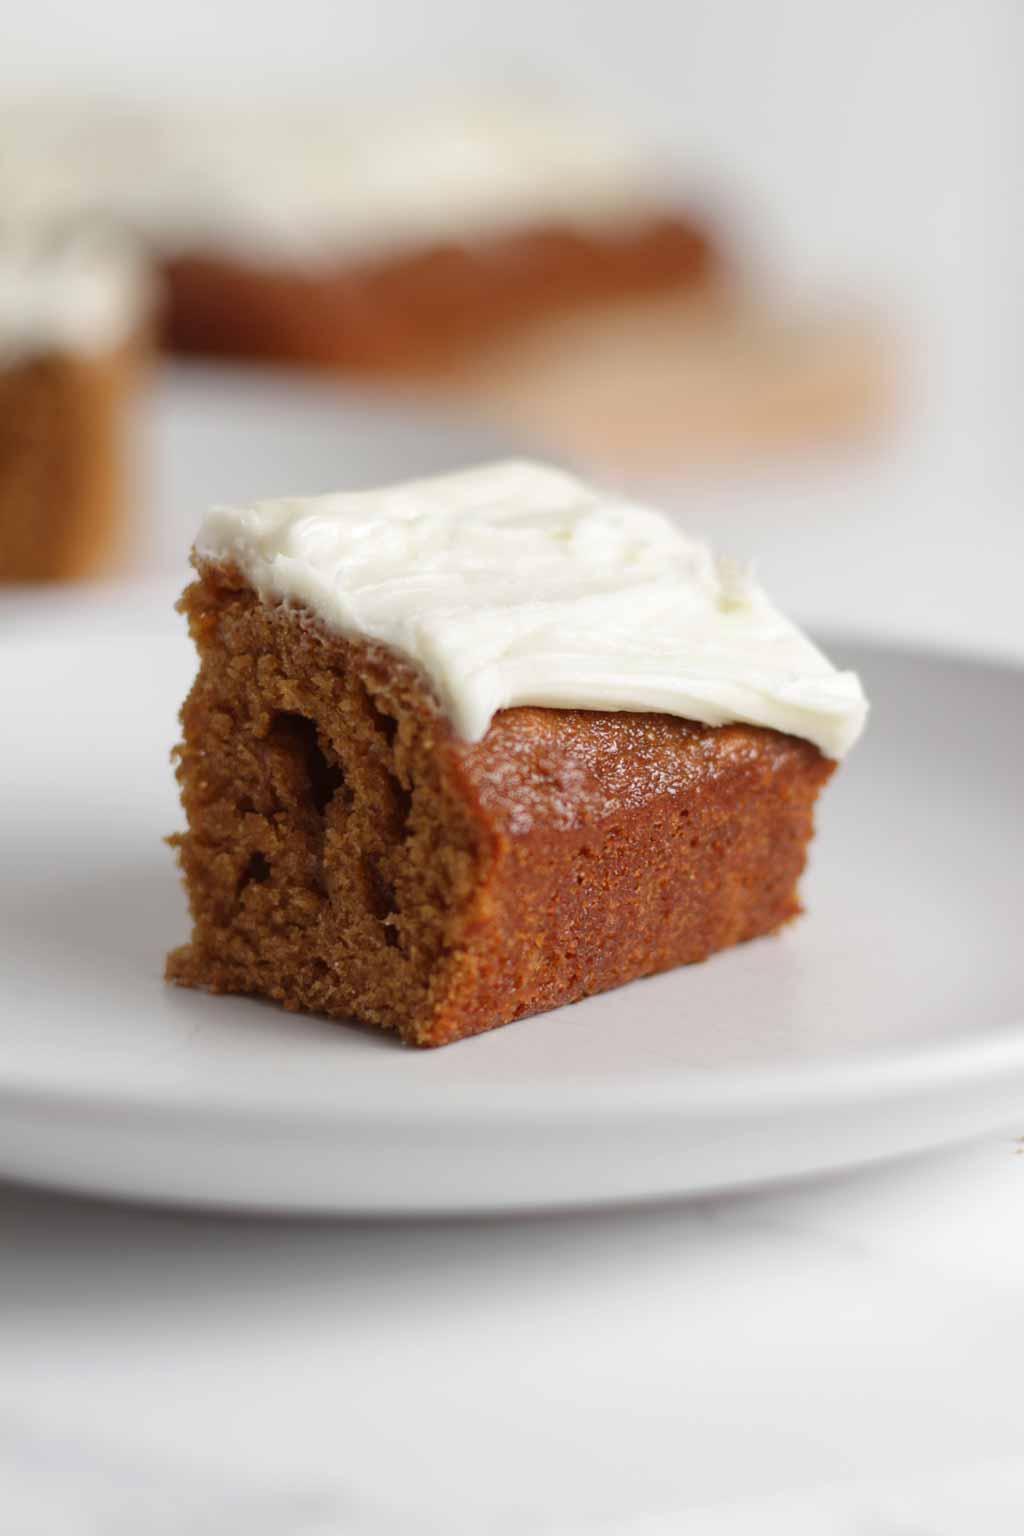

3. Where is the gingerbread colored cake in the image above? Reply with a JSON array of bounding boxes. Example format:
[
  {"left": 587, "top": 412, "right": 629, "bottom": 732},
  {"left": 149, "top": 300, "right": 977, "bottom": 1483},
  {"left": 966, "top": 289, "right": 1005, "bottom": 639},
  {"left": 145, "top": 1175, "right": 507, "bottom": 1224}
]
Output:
[
  {"left": 0, "top": 223, "right": 151, "bottom": 583},
  {"left": 162, "top": 216, "right": 716, "bottom": 374},
  {"left": 167, "top": 462, "right": 867, "bottom": 1047}
]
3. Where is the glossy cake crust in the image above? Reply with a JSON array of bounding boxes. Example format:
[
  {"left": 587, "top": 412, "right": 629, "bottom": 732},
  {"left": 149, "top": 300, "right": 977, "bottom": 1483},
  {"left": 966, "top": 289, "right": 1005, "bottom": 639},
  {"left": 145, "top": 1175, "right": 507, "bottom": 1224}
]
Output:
[
  {"left": 167, "top": 564, "right": 834, "bottom": 1046},
  {"left": 162, "top": 216, "right": 718, "bottom": 372}
]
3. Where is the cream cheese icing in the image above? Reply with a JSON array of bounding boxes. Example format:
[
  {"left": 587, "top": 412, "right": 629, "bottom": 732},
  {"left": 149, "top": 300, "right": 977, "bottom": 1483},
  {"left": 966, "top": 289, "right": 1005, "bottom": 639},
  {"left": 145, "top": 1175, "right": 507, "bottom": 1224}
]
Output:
[
  {"left": 0, "top": 93, "right": 678, "bottom": 263},
  {"left": 0, "top": 219, "right": 153, "bottom": 363},
  {"left": 195, "top": 460, "right": 868, "bottom": 758}
]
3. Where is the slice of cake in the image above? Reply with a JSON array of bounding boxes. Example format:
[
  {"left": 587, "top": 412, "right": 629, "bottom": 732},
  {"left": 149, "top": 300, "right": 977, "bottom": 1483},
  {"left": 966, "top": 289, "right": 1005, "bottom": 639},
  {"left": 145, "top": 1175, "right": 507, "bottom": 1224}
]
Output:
[
  {"left": 0, "top": 220, "right": 153, "bottom": 582},
  {"left": 167, "top": 461, "right": 867, "bottom": 1047}
]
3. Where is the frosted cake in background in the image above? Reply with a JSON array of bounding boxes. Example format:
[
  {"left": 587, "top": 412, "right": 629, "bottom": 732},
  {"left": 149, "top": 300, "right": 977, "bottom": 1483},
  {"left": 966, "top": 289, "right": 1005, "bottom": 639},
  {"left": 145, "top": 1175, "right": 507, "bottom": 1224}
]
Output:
[
  {"left": 0, "top": 90, "right": 888, "bottom": 473},
  {"left": 0, "top": 92, "right": 717, "bottom": 373}
]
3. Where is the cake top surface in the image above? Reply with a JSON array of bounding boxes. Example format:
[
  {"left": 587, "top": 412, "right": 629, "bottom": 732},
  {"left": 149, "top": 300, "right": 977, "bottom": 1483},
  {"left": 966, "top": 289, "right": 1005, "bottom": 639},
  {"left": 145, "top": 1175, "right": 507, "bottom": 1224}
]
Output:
[
  {"left": 0, "top": 91, "right": 677, "bottom": 262},
  {"left": 196, "top": 460, "right": 867, "bottom": 758},
  {"left": 0, "top": 218, "right": 153, "bottom": 362}
]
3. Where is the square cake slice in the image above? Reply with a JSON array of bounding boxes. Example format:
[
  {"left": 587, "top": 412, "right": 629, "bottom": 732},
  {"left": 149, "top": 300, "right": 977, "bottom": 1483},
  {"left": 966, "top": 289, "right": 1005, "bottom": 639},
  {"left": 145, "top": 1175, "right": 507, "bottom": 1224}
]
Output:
[
  {"left": 167, "top": 461, "right": 866, "bottom": 1047},
  {"left": 0, "top": 220, "right": 152, "bottom": 583}
]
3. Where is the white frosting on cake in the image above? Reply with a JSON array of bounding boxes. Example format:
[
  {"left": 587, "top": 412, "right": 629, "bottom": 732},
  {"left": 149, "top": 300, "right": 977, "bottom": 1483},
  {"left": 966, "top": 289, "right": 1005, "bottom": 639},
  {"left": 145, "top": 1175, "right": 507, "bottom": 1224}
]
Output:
[
  {"left": 0, "top": 220, "right": 153, "bottom": 363},
  {"left": 0, "top": 93, "right": 676, "bottom": 263},
  {"left": 195, "top": 460, "right": 868, "bottom": 758}
]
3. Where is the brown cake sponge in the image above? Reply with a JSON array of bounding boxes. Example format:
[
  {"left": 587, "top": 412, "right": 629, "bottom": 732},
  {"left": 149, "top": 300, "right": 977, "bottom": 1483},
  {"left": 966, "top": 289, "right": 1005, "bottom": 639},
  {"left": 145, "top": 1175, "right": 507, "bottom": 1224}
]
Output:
[
  {"left": 167, "top": 564, "right": 834, "bottom": 1047},
  {"left": 162, "top": 217, "right": 717, "bottom": 373},
  {"left": 0, "top": 343, "right": 140, "bottom": 583}
]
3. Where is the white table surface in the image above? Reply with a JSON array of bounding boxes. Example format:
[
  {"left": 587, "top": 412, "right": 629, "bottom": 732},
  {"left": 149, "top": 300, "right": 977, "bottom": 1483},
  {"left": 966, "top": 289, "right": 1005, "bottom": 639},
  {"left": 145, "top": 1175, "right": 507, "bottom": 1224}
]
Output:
[
  {"left": 4, "top": 1139, "right": 1024, "bottom": 1535},
  {"left": 3, "top": 376, "right": 1023, "bottom": 1534}
]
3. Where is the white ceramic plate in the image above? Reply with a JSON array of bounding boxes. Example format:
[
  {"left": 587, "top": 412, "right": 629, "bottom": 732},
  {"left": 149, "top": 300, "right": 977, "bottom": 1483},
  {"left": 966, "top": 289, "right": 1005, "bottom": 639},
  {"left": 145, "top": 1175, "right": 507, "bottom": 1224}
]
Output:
[{"left": 2, "top": 601, "right": 1022, "bottom": 1213}]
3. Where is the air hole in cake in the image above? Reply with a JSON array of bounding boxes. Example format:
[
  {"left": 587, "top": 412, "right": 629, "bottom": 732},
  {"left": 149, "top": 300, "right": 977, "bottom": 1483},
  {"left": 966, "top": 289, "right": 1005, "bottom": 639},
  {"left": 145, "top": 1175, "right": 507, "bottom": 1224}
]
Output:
[
  {"left": 268, "top": 711, "right": 349, "bottom": 814},
  {"left": 386, "top": 770, "right": 413, "bottom": 836},
  {"left": 362, "top": 687, "right": 399, "bottom": 747},
  {"left": 241, "top": 851, "right": 271, "bottom": 888},
  {"left": 363, "top": 854, "right": 401, "bottom": 948}
]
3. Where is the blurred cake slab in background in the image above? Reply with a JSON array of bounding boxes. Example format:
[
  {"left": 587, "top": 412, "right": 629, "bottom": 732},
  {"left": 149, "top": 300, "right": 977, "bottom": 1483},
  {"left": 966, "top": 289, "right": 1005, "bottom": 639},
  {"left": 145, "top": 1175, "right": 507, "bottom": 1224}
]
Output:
[
  {"left": 0, "top": 219, "right": 153, "bottom": 582},
  {"left": 0, "top": 89, "right": 889, "bottom": 476},
  {"left": 160, "top": 96, "right": 719, "bottom": 377},
  {"left": 0, "top": 92, "right": 715, "bottom": 364}
]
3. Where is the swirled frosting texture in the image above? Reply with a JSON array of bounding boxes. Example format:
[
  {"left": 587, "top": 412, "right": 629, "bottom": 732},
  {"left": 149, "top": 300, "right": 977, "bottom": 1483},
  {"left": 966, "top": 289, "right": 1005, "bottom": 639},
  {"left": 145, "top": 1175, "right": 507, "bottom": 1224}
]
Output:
[{"left": 196, "top": 460, "right": 868, "bottom": 758}]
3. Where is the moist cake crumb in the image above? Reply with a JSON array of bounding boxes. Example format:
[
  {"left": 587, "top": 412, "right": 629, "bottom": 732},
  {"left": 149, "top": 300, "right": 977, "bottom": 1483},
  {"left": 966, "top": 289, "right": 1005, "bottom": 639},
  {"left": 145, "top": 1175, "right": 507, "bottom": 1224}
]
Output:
[{"left": 167, "top": 566, "right": 836, "bottom": 1047}]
